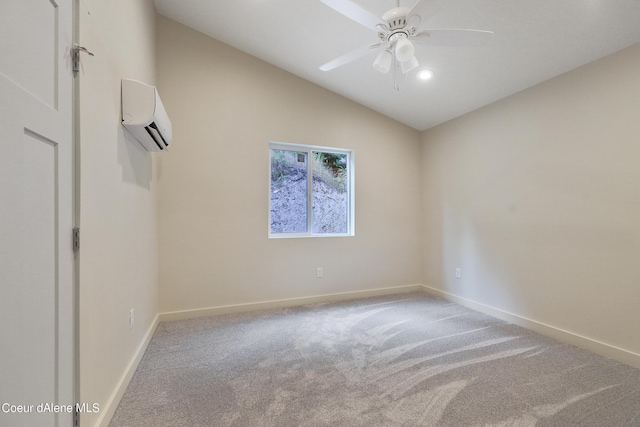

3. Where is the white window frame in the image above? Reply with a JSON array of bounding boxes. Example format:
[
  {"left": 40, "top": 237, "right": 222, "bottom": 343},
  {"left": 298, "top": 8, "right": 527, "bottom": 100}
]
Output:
[{"left": 269, "top": 141, "right": 355, "bottom": 238}]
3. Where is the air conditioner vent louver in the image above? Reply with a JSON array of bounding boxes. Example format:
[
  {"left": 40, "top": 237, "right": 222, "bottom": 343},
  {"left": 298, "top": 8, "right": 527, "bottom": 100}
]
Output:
[{"left": 145, "top": 122, "right": 169, "bottom": 150}]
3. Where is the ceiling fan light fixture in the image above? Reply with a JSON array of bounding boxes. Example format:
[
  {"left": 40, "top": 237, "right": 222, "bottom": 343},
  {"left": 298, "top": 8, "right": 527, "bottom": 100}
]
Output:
[
  {"left": 401, "top": 56, "right": 419, "bottom": 74},
  {"left": 395, "top": 37, "right": 414, "bottom": 62},
  {"left": 417, "top": 69, "right": 434, "bottom": 80},
  {"left": 373, "top": 50, "right": 392, "bottom": 73}
]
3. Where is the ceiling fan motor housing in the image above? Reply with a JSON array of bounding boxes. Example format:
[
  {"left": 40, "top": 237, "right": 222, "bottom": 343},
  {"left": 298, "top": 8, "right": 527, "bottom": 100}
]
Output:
[{"left": 378, "top": 7, "right": 416, "bottom": 41}]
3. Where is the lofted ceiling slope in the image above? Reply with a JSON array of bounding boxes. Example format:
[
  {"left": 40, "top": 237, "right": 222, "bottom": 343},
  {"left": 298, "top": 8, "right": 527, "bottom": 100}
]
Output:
[{"left": 154, "top": 0, "right": 640, "bottom": 131}]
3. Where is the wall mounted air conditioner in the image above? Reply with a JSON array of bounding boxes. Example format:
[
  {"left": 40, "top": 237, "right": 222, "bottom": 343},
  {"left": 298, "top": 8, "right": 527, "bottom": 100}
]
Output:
[{"left": 121, "top": 79, "right": 172, "bottom": 151}]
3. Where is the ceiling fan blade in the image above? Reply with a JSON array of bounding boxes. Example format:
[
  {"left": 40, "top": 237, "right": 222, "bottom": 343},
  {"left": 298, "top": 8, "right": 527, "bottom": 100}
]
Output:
[
  {"left": 410, "top": 29, "right": 494, "bottom": 47},
  {"left": 406, "top": 0, "right": 443, "bottom": 29},
  {"left": 319, "top": 0, "right": 387, "bottom": 31},
  {"left": 319, "top": 41, "right": 389, "bottom": 71}
]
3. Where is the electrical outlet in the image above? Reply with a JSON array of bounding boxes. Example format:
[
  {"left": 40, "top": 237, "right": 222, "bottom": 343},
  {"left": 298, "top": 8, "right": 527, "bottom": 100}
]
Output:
[
  {"left": 455, "top": 268, "right": 462, "bottom": 279},
  {"left": 317, "top": 267, "right": 323, "bottom": 278},
  {"left": 129, "top": 309, "right": 135, "bottom": 329}
]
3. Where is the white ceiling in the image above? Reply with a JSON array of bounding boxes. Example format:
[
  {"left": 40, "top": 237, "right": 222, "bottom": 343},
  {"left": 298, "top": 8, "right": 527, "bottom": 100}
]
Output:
[{"left": 153, "top": 0, "right": 640, "bottom": 131}]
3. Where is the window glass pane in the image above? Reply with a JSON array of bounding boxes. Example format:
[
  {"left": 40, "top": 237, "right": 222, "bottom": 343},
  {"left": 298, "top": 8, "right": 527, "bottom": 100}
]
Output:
[
  {"left": 311, "top": 151, "right": 348, "bottom": 234},
  {"left": 270, "top": 149, "right": 308, "bottom": 233}
]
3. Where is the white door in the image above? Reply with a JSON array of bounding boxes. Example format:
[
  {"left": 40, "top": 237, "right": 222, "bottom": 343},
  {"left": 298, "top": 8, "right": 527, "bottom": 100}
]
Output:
[{"left": 0, "top": 0, "right": 75, "bottom": 426}]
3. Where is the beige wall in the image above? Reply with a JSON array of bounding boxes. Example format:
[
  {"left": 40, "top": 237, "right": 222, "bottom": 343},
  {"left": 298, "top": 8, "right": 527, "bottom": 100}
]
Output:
[
  {"left": 78, "top": 1, "right": 159, "bottom": 425},
  {"left": 156, "top": 16, "right": 423, "bottom": 313},
  {"left": 76, "top": 7, "right": 639, "bottom": 422},
  {"left": 421, "top": 44, "right": 640, "bottom": 362}
]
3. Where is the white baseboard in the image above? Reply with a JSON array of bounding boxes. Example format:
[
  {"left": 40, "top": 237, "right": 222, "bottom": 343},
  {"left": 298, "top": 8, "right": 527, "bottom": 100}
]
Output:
[
  {"left": 420, "top": 284, "right": 640, "bottom": 370},
  {"left": 95, "top": 314, "right": 160, "bottom": 427},
  {"left": 159, "top": 284, "right": 424, "bottom": 323}
]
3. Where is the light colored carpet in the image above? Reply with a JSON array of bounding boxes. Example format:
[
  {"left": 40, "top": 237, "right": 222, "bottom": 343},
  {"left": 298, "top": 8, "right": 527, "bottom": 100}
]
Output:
[{"left": 110, "top": 293, "right": 640, "bottom": 426}]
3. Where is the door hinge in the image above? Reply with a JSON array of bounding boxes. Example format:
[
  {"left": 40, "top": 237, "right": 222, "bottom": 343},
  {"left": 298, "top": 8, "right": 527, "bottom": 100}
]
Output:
[
  {"left": 73, "top": 227, "right": 80, "bottom": 252},
  {"left": 73, "top": 407, "right": 80, "bottom": 426},
  {"left": 72, "top": 44, "right": 94, "bottom": 73}
]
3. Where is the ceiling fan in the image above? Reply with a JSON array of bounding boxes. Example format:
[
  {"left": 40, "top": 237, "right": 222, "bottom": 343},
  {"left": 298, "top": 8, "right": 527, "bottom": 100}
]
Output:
[{"left": 318, "top": 0, "right": 493, "bottom": 89}]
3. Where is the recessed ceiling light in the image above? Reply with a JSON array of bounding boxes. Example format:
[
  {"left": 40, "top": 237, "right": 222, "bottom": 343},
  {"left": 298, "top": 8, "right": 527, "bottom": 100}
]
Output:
[{"left": 417, "top": 69, "right": 434, "bottom": 81}]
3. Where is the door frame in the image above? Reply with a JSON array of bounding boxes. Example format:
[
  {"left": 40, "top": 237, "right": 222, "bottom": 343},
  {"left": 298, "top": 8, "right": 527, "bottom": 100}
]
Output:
[{"left": 72, "top": 0, "right": 80, "bottom": 419}]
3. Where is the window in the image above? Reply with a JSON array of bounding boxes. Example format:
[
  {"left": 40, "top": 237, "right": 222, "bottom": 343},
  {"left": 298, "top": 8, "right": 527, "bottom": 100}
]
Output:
[{"left": 269, "top": 142, "right": 354, "bottom": 238}]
